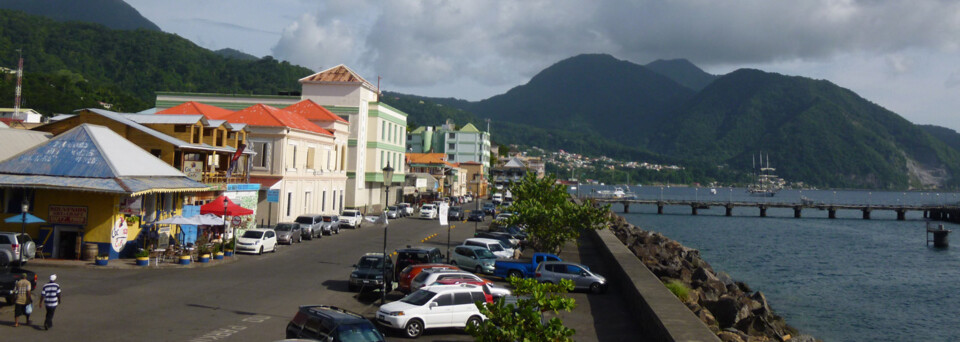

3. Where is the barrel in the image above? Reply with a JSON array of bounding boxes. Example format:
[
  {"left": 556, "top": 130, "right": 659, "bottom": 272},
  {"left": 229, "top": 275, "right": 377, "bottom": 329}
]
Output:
[{"left": 82, "top": 243, "right": 99, "bottom": 260}]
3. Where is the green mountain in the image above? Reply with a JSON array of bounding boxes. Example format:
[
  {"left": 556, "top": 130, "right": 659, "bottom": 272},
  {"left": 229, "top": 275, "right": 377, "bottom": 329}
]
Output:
[
  {"left": 0, "top": 9, "right": 313, "bottom": 113},
  {"left": 920, "top": 125, "right": 960, "bottom": 154},
  {"left": 0, "top": 0, "right": 160, "bottom": 31},
  {"left": 644, "top": 58, "right": 718, "bottom": 91},
  {"left": 465, "top": 54, "right": 695, "bottom": 146},
  {"left": 649, "top": 69, "right": 960, "bottom": 189},
  {"left": 215, "top": 48, "right": 259, "bottom": 61}
]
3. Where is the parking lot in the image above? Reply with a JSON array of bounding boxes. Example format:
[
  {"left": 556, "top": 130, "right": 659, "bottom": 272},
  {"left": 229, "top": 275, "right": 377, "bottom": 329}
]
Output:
[{"left": 0, "top": 205, "right": 642, "bottom": 341}]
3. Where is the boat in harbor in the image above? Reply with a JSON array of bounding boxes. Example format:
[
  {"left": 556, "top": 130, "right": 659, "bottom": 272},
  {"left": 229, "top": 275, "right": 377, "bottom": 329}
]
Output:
[{"left": 748, "top": 152, "right": 782, "bottom": 197}]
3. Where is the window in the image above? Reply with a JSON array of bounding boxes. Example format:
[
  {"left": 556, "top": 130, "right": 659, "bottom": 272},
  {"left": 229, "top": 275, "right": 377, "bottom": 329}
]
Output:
[
  {"left": 453, "top": 292, "right": 474, "bottom": 305},
  {"left": 304, "top": 192, "right": 311, "bottom": 214},
  {"left": 150, "top": 149, "right": 162, "bottom": 158},
  {"left": 174, "top": 125, "right": 187, "bottom": 133},
  {"left": 449, "top": 133, "right": 456, "bottom": 139},
  {"left": 307, "top": 147, "right": 316, "bottom": 169},
  {"left": 448, "top": 154, "right": 455, "bottom": 161},
  {"left": 192, "top": 126, "right": 201, "bottom": 144},
  {"left": 434, "top": 293, "right": 454, "bottom": 306},
  {"left": 287, "top": 143, "right": 297, "bottom": 169},
  {"left": 287, "top": 192, "right": 293, "bottom": 216},
  {"left": 326, "top": 150, "right": 332, "bottom": 170},
  {"left": 4, "top": 189, "right": 33, "bottom": 214},
  {"left": 471, "top": 292, "right": 486, "bottom": 303},
  {"left": 449, "top": 143, "right": 456, "bottom": 150},
  {"left": 381, "top": 121, "right": 386, "bottom": 140}
]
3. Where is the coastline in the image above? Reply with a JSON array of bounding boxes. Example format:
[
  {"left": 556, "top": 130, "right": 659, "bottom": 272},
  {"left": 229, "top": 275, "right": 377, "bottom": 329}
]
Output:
[{"left": 605, "top": 212, "right": 820, "bottom": 342}]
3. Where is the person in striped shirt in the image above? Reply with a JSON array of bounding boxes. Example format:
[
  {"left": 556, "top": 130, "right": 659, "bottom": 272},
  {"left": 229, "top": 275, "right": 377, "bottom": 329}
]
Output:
[{"left": 41, "top": 274, "right": 61, "bottom": 331}]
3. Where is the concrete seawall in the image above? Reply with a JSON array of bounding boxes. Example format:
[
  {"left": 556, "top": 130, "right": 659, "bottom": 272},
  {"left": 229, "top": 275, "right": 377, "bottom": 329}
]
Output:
[{"left": 587, "top": 227, "right": 721, "bottom": 342}]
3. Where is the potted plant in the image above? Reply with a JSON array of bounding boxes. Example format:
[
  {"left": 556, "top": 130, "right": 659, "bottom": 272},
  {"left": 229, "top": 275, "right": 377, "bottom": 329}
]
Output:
[
  {"left": 223, "top": 237, "right": 235, "bottom": 256},
  {"left": 95, "top": 253, "right": 110, "bottom": 266},
  {"left": 214, "top": 243, "right": 225, "bottom": 260},
  {"left": 134, "top": 249, "right": 150, "bottom": 266},
  {"left": 198, "top": 245, "right": 211, "bottom": 263}
]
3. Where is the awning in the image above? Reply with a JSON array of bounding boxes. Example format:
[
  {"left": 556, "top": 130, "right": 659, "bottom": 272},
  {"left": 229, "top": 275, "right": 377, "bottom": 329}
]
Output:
[
  {"left": 200, "top": 195, "right": 254, "bottom": 216},
  {"left": 0, "top": 174, "right": 209, "bottom": 195}
]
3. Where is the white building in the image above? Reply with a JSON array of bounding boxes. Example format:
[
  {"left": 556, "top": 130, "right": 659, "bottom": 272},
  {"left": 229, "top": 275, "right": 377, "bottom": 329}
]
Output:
[{"left": 407, "top": 120, "right": 490, "bottom": 173}]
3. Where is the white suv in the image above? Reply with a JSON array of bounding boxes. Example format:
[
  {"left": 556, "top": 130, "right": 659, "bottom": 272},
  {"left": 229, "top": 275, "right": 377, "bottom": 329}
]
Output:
[
  {"left": 0, "top": 232, "right": 36, "bottom": 266},
  {"left": 462, "top": 237, "right": 514, "bottom": 259},
  {"left": 419, "top": 204, "right": 437, "bottom": 220},
  {"left": 339, "top": 209, "right": 363, "bottom": 229},
  {"left": 377, "top": 284, "right": 487, "bottom": 338}
]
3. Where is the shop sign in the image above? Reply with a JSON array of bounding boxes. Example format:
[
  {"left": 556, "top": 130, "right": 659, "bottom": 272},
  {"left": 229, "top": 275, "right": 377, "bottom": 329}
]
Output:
[
  {"left": 227, "top": 184, "right": 260, "bottom": 191},
  {"left": 120, "top": 197, "right": 142, "bottom": 215},
  {"left": 158, "top": 227, "right": 171, "bottom": 249},
  {"left": 112, "top": 216, "right": 129, "bottom": 252},
  {"left": 183, "top": 161, "right": 204, "bottom": 181},
  {"left": 48, "top": 205, "right": 87, "bottom": 225},
  {"left": 266, "top": 189, "right": 279, "bottom": 203}
]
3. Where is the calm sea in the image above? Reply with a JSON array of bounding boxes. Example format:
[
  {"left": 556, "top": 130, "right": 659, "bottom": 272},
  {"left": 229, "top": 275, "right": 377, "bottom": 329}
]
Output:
[{"left": 577, "top": 185, "right": 960, "bottom": 342}]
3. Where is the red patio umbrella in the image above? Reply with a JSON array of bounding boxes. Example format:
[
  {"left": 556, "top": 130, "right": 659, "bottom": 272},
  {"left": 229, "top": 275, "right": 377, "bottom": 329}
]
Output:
[{"left": 200, "top": 195, "right": 254, "bottom": 216}]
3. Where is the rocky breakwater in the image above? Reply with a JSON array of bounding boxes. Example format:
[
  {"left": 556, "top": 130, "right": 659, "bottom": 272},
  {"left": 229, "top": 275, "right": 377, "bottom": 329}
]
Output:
[{"left": 606, "top": 214, "right": 819, "bottom": 342}]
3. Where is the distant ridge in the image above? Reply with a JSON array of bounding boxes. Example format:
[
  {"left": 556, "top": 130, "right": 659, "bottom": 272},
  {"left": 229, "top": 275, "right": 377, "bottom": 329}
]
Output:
[
  {"left": 215, "top": 48, "right": 259, "bottom": 61},
  {"left": 644, "top": 58, "right": 718, "bottom": 92},
  {"left": 0, "top": 0, "right": 161, "bottom": 31}
]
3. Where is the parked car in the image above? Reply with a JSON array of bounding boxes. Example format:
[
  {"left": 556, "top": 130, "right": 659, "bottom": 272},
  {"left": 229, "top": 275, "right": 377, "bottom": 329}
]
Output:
[
  {"left": 492, "top": 193, "right": 503, "bottom": 205},
  {"left": 430, "top": 279, "right": 512, "bottom": 301},
  {"left": 397, "top": 263, "right": 459, "bottom": 294},
  {"left": 339, "top": 209, "right": 363, "bottom": 229},
  {"left": 376, "top": 285, "right": 488, "bottom": 338},
  {"left": 236, "top": 229, "right": 278, "bottom": 255},
  {"left": 474, "top": 231, "right": 519, "bottom": 249},
  {"left": 320, "top": 215, "right": 340, "bottom": 235},
  {"left": 0, "top": 232, "right": 36, "bottom": 266},
  {"left": 386, "top": 206, "right": 401, "bottom": 219},
  {"left": 395, "top": 246, "right": 445, "bottom": 279},
  {"left": 286, "top": 305, "right": 386, "bottom": 342},
  {"left": 492, "top": 225, "right": 528, "bottom": 240},
  {"left": 462, "top": 237, "right": 514, "bottom": 259},
  {"left": 273, "top": 222, "right": 303, "bottom": 244},
  {"left": 467, "top": 209, "right": 485, "bottom": 222},
  {"left": 493, "top": 252, "right": 562, "bottom": 279},
  {"left": 410, "top": 268, "right": 492, "bottom": 291},
  {"left": 294, "top": 214, "right": 323, "bottom": 240},
  {"left": 399, "top": 203, "right": 414, "bottom": 217},
  {"left": 450, "top": 245, "right": 497, "bottom": 275},
  {"left": 349, "top": 253, "right": 394, "bottom": 292},
  {"left": 482, "top": 203, "right": 497, "bottom": 216},
  {"left": 419, "top": 204, "right": 437, "bottom": 219},
  {"left": 535, "top": 261, "right": 607, "bottom": 293},
  {"left": 0, "top": 267, "right": 37, "bottom": 304},
  {"left": 448, "top": 206, "right": 464, "bottom": 221}
]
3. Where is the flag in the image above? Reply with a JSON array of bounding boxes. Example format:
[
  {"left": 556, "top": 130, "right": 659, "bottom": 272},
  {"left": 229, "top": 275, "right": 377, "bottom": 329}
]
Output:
[{"left": 226, "top": 143, "right": 246, "bottom": 180}]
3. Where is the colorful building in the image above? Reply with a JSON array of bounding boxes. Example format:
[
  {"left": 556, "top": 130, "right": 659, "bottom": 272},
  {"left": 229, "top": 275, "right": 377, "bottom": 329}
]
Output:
[
  {"left": 406, "top": 120, "right": 491, "bottom": 173},
  {"left": 0, "top": 124, "right": 207, "bottom": 259}
]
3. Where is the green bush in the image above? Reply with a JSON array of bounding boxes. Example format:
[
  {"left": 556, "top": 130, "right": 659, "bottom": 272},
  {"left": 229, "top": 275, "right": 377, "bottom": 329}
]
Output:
[
  {"left": 134, "top": 249, "right": 150, "bottom": 258},
  {"left": 665, "top": 280, "right": 690, "bottom": 302}
]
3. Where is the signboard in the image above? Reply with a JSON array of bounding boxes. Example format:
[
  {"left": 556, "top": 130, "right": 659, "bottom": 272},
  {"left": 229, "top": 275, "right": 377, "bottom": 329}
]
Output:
[
  {"left": 119, "top": 197, "right": 142, "bottom": 215},
  {"left": 48, "top": 205, "right": 88, "bottom": 225},
  {"left": 231, "top": 216, "right": 242, "bottom": 226},
  {"left": 267, "top": 189, "right": 280, "bottom": 203},
  {"left": 438, "top": 203, "right": 449, "bottom": 226},
  {"left": 416, "top": 178, "right": 427, "bottom": 188},
  {"left": 158, "top": 227, "right": 171, "bottom": 249},
  {"left": 111, "top": 216, "right": 129, "bottom": 252},
  {"left": 227, "top": 184, "right": 261, "bottom": 191},
  {"left": 183, "top": 161, "right": 204, "bottom": 181}
]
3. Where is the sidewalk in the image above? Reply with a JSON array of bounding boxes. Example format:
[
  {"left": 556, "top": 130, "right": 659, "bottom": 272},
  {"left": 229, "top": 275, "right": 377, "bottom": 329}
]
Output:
[{"left": 26, "top": 255, "right": 240, "bottom": 269}]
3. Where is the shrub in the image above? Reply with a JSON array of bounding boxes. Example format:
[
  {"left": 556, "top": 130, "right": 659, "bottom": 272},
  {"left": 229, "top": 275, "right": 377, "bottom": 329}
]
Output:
[{"left": 665, "top": 280, "right": 690, "bottom": 302}]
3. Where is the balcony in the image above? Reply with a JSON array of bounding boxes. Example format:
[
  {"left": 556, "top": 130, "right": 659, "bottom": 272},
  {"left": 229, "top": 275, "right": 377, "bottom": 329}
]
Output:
[{"left": 202, "top": 171, "right": 247, "bottom": 185}]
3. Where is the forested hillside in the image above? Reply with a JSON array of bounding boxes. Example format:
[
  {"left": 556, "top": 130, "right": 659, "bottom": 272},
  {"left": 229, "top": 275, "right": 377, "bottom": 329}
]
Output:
[{"left": 0, "top": 0, "right": 160, "bottom": 31}]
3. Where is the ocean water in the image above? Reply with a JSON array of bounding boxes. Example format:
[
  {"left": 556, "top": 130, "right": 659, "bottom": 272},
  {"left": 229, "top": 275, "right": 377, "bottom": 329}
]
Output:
[{"left": 580, "top": 186, "right": 960, "bottom": 342}]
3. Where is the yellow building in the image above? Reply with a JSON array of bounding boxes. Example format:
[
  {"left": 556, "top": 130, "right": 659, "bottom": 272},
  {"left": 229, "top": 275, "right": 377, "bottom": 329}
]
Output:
[{"left": 0, "top": 124, "right": 207, "bottom": 259}]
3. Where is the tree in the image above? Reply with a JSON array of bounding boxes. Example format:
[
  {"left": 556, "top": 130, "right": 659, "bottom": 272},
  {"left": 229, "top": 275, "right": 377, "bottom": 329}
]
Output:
[
  {"left": 504, "top": 173, "right": 611, "bottom": 254},
  {"left": 467, "top": 277, "right": 577, "bottom": 342}
]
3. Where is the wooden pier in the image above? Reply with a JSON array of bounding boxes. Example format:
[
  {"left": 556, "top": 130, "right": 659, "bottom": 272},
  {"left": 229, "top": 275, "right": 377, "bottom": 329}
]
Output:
[{"left": 585, "top": 197, "right": 960, "bottom": 222}]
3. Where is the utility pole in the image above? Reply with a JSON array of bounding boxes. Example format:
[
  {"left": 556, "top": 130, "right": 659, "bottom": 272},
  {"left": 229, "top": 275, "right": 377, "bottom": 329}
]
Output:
[{"left": 14, "top": 49, "right": 23, "bottom": 121}]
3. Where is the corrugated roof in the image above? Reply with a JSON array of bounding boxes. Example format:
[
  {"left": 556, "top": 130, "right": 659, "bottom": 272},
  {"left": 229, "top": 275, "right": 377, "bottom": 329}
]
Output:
[
  {"left": 121, "top": 113, "right": 206, "bottom": 125},
  {"left": 284, "top": 99, "right": 349, "bottom": 123},
  {"left": 410, "top": 126, "right": 426, "bottom": 134},
  {"left": 75, "top": 109, "right": 252, "bottom": 155},
  {"left": 49, "top": 114, "right": 75, "bottom": 122},
  {"left": 0, "top": 174, "right": 208, "bottom": 196},
  {"left": 216, "top": 104, "right": 333, "bottom": 136},
  {"left": 156, "top": 101, "right": 234, "bottom": 117},
  {"left": 298, "top": 64, "right": 377, "bottom": 91},
  {"left": 504, "top": 157, "right": 526, "bottom": 168},
  {"left": 459, "top": 123, "right": 480, "bottom": 133},
  {"left": 0, "top": 129, "right": 51, "bottom": 162},
  {"left": 0, "top": 124, "right": 185, "bottom": 177}
]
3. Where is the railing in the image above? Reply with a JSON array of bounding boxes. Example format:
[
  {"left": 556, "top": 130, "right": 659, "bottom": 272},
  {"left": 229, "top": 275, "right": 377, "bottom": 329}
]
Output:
[{"left": 202, "top": 171, "right": 247, "bottom": 184}]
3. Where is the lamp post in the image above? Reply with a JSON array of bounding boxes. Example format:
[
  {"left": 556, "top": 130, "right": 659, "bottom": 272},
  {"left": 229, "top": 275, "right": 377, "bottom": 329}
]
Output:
[
  {"left": 223, "top": 196, "right": 230, "bottom": 255},
  {"left": 475, "top": 176, "right": 480, "bottom": 234},
  {"left": 381, "top": 163, "right": 394, "bottom": 305},
  {"left": 20, "top": 197, "right": 28, "bottom": 263}
]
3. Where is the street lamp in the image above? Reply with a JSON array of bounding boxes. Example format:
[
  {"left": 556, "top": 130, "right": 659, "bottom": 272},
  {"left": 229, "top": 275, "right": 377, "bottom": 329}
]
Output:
[
  {"left": 381, "top": 163, "right": 395, "bottom": 305},
  {"left": 223, "top": 196, "right": 231, "bottom": 255},
  {"left": 20, "top": 197, "right": 28, "bottom": 263}
]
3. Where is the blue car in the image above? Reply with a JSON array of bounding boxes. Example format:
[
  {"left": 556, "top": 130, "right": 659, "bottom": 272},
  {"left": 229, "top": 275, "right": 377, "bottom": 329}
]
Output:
[{"left": 468, "top": 210, "right": 485, "bottom": 221}]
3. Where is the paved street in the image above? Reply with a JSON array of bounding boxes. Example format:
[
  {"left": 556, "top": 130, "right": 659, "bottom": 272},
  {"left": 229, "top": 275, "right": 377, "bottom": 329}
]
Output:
[{"left": 0, "top": 210, "right": 642, "bottom": 341}]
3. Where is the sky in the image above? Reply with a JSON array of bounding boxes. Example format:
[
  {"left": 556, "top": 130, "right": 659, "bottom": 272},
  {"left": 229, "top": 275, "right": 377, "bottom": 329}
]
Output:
[{"left": 126, "top": 0, "right": 960, "bottom": 131}]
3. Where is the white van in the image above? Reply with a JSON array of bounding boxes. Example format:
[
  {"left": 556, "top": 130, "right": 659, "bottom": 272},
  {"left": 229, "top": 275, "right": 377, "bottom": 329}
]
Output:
[
  {"left": 420, "top": 204, "right": 437, "bottom": 219},
  {"left": 462, "top": 237, "right": 514, "bottom": 259},
  {"left": 492, "top": 193, "right": 503, "bottom": 205}
]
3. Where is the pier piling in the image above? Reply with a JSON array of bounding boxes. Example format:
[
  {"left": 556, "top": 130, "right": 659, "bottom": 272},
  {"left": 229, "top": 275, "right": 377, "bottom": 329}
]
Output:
[
  {"left": 862, "top": 209, "right": 871, "bottom": 220},
  {"left": 793, "top": 207, "right": 802, "bottom": 218},
  {"left": 896, "top": 209, "right": 906, "bottom": 221},
  {"left": 623, "top": 203, "right": 629, "bottom": 213},
  {"left": 759, "top": 206, "right": 767, "bottom": 217},
  {"left": 725, "top": 206, "right": 732, "bottom": 217},
  {"left": 691, "top": 206, "right": 698, "bottom": 215},
  {"left": 828, "top": 208, "right": 836, "bottom": 219},
  {"left": 657, "top": 203, "right": 663, "bottom": 215}
]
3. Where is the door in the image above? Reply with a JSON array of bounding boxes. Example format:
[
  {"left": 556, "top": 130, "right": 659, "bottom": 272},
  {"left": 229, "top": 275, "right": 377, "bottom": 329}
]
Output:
[
  {"left": 451, "top": 292, "right": 477, "bottom": 327},
  {"left": 54, "top": 225, "right": 82, "bottom": 259},
  {"left": 265, "top": 231, "right": 277, "bottom": 251},
  {"left": 424, "top": 293, "right": 454, "bottom": 327},
  {"left": 565, "top": 264, "right": 589, "bottom": 289}
]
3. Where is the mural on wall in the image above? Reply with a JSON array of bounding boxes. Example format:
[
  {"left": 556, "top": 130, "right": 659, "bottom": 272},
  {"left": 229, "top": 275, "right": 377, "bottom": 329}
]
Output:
[{"left": 225, "top": 184, "right": 259, "bottom": 233}]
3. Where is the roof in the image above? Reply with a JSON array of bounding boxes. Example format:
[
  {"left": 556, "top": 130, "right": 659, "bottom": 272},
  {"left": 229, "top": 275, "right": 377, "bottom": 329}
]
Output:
[
  {"left": 284, "top": 100, "right": 349, "bottom": 123},
  {"left": 298, "top": 64, "right": 377, "bottom": 91},
  {"left": 410, "top": 126, "right": 426, "bottom": 134},
  {"left": 0, "top": 124, "right": 207, "bottom": 195},
  {"left": 216, "top": 104, "right": 333, "bottom": 136},
  {"left": 0, "top": 129, "right": 51, "bottom": 162},
  {"left": 156, "top": 101, "right": 234, "bottom": 117},
  {"left": 49, "top": 114, "right": 75, "bottom": 122},
  {"left": 459, "top": 123, "right": 480, "bottom": 133},
  {"left": 407, "top": 153, "right": 448, "bottom": 165},
  {"left": 504, "top": 157, "right": 526, "bottom": 168},
  {"left": 121, "top": 113, "right": 206, "bottom": 125}
]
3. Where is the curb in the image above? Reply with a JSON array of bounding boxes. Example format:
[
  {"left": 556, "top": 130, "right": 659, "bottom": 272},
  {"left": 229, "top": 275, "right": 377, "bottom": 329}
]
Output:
[{"left": 27, "top": 256, "right": 241, "bottom": 270}]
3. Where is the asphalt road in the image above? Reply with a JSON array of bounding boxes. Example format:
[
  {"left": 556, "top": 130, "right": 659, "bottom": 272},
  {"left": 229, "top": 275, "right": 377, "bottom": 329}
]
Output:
[{"left": 0, "top": 207, "right": 643, "bottom": 341}]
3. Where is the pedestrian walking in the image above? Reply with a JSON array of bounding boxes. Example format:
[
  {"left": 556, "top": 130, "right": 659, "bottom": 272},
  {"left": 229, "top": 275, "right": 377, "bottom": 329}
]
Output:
[
  {"left": 41, "top": 274, "right": 62, "bottom": 330},
  {"left": 12, "top": 273, "right": 32, "bottom": 327}
]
